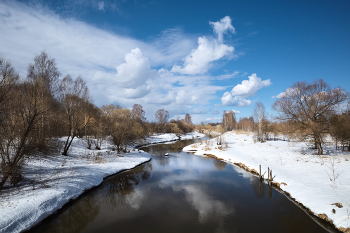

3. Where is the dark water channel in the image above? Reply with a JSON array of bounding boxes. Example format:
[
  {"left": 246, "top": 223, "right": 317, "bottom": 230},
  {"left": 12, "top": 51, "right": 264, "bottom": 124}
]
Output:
[{"left": 29, "top": 138, "right": 333, "bottom": 233}]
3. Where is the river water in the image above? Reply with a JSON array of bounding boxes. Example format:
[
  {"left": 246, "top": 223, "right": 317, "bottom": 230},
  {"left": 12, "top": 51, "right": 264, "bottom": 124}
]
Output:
[{"left": 29, "top": 138, "right": 332, "bottom": 233}]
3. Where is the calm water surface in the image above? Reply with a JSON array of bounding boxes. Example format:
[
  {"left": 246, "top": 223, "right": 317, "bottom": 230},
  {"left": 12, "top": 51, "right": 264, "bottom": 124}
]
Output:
[{"left": 29, "top": 139, "right": 332, "bottom": 233}]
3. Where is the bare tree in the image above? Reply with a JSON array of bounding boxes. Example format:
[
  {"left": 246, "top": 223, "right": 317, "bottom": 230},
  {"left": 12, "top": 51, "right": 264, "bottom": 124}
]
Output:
[
  {"left": 59, "top": 75, "right": 94, "bottom": 156},
  {"left": 110, "top": 108, "right": 145, "bottom": 153},
  {"left": 330, "top": 106, "right": 350, "bottom": 151},
  {"left": 0, "top": 53, "right": 61, "bottom": 190},
  {"left": 237, "top": 116, "right": 254, "bottom": 132},
  {"left": 0, "top": 57, "right": 19, "bottom": 104},
  {"left": 184, "top": 113, "right": 193, "bottom": 125},
  {"left": 155, "top": 108, "right": 169, "bottom": 124},
  {"left": 26, "top": 51, "right": 61, "bottom": 147},
  {"left": 27, "top": 51, "right": 60, "bottom": 97},
  {"left": 272, "top": 79, "right": 348, "bottom": 155},
  {"left": 222, "top": 110, "right": 236, "bottom": 131},
  {"left": 253, "top": 102, "right": 268, "bottom": 142},
  {"left": 132, "top": 104, "right": 146, "bottom": 122},
  {"left": 101, "top": 104, "right": 121, "bottom": 138}
]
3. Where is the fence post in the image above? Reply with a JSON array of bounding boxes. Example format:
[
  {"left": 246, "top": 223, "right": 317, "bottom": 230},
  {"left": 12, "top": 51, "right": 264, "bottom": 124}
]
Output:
[{"left": 259, "top": 165, "right": 261, "bottom": 179}]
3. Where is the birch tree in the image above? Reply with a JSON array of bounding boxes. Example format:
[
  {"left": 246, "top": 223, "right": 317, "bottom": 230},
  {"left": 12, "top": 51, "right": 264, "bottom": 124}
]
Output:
[
  {"left": 253, "top": 102, "right": 267, "bottom": 142},
  {"left": 60, "top": 75, "right": 94, "bottom": 156}
]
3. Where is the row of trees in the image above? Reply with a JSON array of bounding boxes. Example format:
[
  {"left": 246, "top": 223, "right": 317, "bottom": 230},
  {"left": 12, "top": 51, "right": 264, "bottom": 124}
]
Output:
[
  {"left": 0, "top": 52, "right": 195, "bottom": 190},
  {"left": 218, "top": 79, "right": 349, "bottom": 155}
]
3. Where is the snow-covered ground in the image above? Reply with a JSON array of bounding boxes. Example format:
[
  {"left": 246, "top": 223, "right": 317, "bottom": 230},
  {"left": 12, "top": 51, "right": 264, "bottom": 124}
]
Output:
[
  {"left": 183, "top": 131, "right": 350, "bottom": 232},
  {"left": 0, "top": 132, "right": 204, "bottom": 233},
  {"left": 137, "top": 132, "right": 204, "bottom": 145}
]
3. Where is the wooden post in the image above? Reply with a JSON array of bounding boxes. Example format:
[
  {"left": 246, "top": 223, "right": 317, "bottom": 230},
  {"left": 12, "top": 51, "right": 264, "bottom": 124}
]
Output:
[
  {"left": 259, "top": 165, "right": 261, "bottom": 179},
  {"left": 270, "top": 170, "right": 272, "bottom": 181},
  {"left": 268, "top": 167, "right": 270, "bottom": 184}
]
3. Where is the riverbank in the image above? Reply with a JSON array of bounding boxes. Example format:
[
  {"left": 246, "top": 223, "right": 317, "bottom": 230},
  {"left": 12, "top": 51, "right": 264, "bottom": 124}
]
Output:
[
  {"left": 0, "top": 132, "right": 204, "bottom": 233},
  {"left": 183, "top": 131, "right": 350, "bottom": 232}
]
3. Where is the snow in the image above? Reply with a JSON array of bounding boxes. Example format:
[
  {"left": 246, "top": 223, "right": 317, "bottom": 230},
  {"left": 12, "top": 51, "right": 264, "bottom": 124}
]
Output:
[
  {"left": 138, "top": 132, "right": 204, "bottom": 145},
  {"left": 183, "top": 131, "right": 350, "bottom": 232},
  {"left": 0, "top": 132, "right": 205, "bottom": 233}
]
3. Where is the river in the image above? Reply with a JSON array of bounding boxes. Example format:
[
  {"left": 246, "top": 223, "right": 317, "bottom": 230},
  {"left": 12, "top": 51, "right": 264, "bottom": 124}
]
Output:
[{"left": 28, "top": 138, "right": 333, "bottom": 233}]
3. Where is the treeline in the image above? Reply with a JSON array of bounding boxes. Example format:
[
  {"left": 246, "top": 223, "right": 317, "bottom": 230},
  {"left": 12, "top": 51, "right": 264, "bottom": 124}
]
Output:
[
  {"left": 203, "top": 79, "right": 349, "bottom": 155},
  {"left": 0, "top": 52, "right": 194, "bottom": 190}
]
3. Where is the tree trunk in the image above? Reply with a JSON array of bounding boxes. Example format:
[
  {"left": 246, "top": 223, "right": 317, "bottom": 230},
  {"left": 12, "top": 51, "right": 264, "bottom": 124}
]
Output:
[
  {"left": 62, "top": 135, "right": 71, "bottom": 155},
  {"left": 0, "top": 174, "right": 9, "bottom": 191},
  {"left": 316, "top": 140, "right": 323, "bottom": 155},
  {"left": 62, "top": 136, "right": 75, "bottom": 156}
]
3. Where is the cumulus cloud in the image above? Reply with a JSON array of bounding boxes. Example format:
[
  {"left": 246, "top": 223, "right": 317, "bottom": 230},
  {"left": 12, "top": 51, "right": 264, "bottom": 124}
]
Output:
[
  {"left": 171, "top": 37, "right": 234, "bottom": 75},
  {"left": 230, "top": 73, "right": 272, "bottom": 98},
  {"left": 220, "top": 73, "right": 271, "bottom": 107},
  {"left": 209, "top": 16, "right": 236, "bottom": 43},
  {"left": 115, "top": 48, "right": 157, "bottom": 88},
  {"left": 0, "top": 1, "right": 244, "bottom": 123},
  {"left": 146, "top": 91, "right": 176, "bottom": 105},
  {"left": 221, "top": 92, "right": 252, "bottom": 107},
  {"left": 123, "top": 85, "right": 151, "bottom": 99},
  {"left": 171, "top": 16, "right": 236, "bottom": 75}
]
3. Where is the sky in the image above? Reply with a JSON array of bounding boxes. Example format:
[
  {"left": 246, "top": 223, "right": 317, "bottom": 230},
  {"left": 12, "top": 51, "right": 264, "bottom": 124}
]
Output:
[{"left": 1, "top": 0, "right": 349, "bottom": 123}]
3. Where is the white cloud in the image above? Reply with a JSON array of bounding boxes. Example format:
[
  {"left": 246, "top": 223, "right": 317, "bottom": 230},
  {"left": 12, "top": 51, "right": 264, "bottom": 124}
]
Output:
[
  {"left": 114, "top": 48, "right": 157, "bottom": 88},
  {"left": 171, "top": 16, "right": 236, "bottom": 75},
  {"left": 146, "top": 91, "right": 176, "bottom": 105},
  {"left": 124, "top": 85, "right": 151, "bottom": 99},
  {"left": 148, "top": 28, "right": 197, "bottom": 67},
  {"left": 209, "top": 16, "right": 236, "bottom": 43},
  {"left": 276, "top": 87, "right": 298, "bottom": 98},
  {"left": 98, "top": 1, "right": 104, "bottom": 11},
  {"left": 205, "top": 117, "right": 222, "bottom": 122},
  {"left": 213, "top": 71, "right": 239, "bottom": 80},
  {"left": 221, "top": 92, "right": 251, "bottom": 107},
  {"left": 182, "top": 185, "right": 233, "bottom": 223},
  {"left": 192, "top": 106, "right": 209, "bottom": 114},
  {"left": 0, "top": 1, "right": 245, "bottom": 123},
  {"left": 230, "top": 73, "right": 272, "bottom": 98},
  {"left": 171, "top": 37, "right": 234, "bottom": 75}
]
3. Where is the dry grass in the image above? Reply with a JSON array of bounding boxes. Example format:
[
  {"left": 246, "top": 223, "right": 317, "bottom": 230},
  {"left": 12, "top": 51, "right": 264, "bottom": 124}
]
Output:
[{"left": 233, "top": 130, "right": 251, "bottom": 136}]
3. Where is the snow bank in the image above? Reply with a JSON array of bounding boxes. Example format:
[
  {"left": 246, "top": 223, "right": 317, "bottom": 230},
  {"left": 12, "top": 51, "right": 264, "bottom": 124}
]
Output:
[
  {"left": 140, "top": 132, "right": 205, "bottom": 146},
  {"left": 183, "top": 131, "right": 350, "bottom": 232},
  {"left": 0, "top": 132, "right": 204, "bottom": 233}
]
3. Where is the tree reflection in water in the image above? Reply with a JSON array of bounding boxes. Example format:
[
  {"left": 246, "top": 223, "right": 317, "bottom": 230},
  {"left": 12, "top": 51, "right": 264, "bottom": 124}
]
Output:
[
  {"left": 101, "top": 163, "right": 152, "bottom": 210},
  {"left": 29, "top": 162, "right": 152, "bottom": 233},
  {"left": 29, "top": 138, "right": 331, "bottom": 233},
  {"left": 30, "top": 193, "right": 100, "bottom": 233},
  {"left": 213, "top": 159, "right": 226, "bottom": 171}
]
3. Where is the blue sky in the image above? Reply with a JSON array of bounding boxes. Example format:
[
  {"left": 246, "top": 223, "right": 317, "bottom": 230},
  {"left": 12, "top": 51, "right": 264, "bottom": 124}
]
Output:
[{"left": 1, "top": 0, "right": 349, "bottom": 123}]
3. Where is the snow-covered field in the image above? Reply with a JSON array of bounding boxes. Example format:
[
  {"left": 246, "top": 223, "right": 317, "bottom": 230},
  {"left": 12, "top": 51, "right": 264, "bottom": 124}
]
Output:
[
  {"left": 0, "top": 132, "right": 204, "bottom": 233},
  {"left": 183, "top": 131, "right": 350, "bottom": 232}
]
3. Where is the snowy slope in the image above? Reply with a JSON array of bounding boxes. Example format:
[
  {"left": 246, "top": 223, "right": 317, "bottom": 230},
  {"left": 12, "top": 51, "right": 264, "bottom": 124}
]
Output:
[
  {"left": 183, "top": 131, "right": 350, "bottom": 232},
  {"left": 0, "top": 132, "right": 204, "bottom": 233}
]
